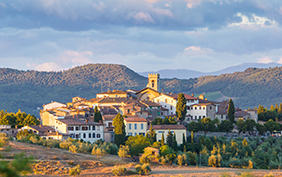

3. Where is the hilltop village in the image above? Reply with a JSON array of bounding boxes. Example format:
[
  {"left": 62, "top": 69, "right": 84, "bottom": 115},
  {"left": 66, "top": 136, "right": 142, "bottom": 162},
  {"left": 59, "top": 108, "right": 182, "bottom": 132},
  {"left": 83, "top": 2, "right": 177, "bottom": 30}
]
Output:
[{"left": 22, "top": 73, "right": 258, "bottom": 144}]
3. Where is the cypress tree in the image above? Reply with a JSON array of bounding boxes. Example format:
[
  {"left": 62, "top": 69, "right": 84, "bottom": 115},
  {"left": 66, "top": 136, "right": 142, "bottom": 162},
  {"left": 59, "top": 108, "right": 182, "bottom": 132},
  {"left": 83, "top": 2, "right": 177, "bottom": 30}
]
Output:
[
  {"left": 113, "top": 113, "right": 126, "bottom": 147},
  {"left": 182, "top": 133, "right": 186, "bottom": 146},
  {"left": 161, "top": 132, "right": 165, "bottom": 146},
  {"left": 94, "top": 106, "right": 103, "bottom": 123},
  {"left": 227, "top": 99, "right": 235, "bottom": 123},
  {"left": 173, "top": 132, "right": 178, "bottom": 151},
  {"left": 279, "top": 103, "right": 282, "bottom": 114},
  {"left": 166, "top": 130, "right": 174, "bottom": 149},
  {"left": 147, "top": 124, "right": 156, "bottom": 144},
  {"left": 176, "top": 93, "right": 187, "bottom": 121},
  {"left": 270, "top": 105, "right": 275, "bottom": 111},
  {"left": 275, "top": 103, "right": 279, "bottom": 111}
]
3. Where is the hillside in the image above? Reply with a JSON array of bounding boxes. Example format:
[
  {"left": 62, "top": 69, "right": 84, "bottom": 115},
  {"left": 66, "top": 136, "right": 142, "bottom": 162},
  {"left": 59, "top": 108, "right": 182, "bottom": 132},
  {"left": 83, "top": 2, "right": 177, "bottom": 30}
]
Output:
[{"left": 0, "top": 64, "right": 282, "bottom": 116}]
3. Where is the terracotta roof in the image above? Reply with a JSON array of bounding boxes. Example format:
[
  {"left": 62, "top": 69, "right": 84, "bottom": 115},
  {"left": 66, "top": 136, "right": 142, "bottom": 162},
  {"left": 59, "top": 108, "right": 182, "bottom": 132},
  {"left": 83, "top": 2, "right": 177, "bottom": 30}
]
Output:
[
  {"left": 190, "top": 103, "right": 213, "bottom": 106},
  {"left": 234, "top": 110, "right": 250, "bottom": 118},
  {"left": 198, "top": 99, "right": 218, "bottom": 104},
  {"left": 99, "top": 106, "right": 118, "bottom": 115},
  {"left": 58, "top": 119, "right": 103, "bottom": 126},
  {"left": 152, "top": 125, "right": 186, "bottom": 130},
  {"left": 98, "top": 98, "right": 128, "bottom": 104},
  {"left": 25, "top": 125, "right": 55, "bottom": 133},
  {"left": 97, "top": 90, "right": 128, "bottom": 95},
  {"left": 124, "top": 117, "right": 148, "bottom": 122},
  {"left": 135, "top": 87, "right": 161, "bottom": 94},
  {"left": 142, "top": 101, "right": 161, "bottom": 107},
  {"left": 103, "top": 115, "right": 116, "bottom": 121}
]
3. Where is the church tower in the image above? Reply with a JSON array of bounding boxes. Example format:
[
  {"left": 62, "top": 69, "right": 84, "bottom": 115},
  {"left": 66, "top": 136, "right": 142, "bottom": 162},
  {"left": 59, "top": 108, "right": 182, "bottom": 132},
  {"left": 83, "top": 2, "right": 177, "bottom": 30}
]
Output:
[{"left": 146, "top": 73, "right": 160, "bottom": 92}]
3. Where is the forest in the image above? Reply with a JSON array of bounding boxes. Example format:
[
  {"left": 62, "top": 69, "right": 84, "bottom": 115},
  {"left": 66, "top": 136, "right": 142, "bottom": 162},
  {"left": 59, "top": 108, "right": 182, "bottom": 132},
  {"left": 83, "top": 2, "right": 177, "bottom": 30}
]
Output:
[{"left": 1, "top": 64, "right": 282, "bottom": 115}]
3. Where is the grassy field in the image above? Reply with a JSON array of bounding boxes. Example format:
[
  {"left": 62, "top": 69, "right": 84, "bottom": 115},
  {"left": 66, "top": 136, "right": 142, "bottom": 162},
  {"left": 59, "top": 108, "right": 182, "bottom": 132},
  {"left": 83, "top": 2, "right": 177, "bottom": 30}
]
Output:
[
  {"left": 193, "top": 91, "right": 223, "bottom": 101},
  {"left": 1, "top": 141, "right": 282, "bottom": 177}
]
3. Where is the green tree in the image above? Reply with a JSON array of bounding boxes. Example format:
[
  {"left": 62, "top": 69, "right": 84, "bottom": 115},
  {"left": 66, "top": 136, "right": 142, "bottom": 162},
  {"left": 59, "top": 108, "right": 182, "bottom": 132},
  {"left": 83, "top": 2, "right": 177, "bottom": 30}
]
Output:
[
  {"left": 176, "top": 93, "right": 187, "bottom": 121},
  {"left": 270, "top": 105, "right": 275, "bottom": 111},
  {"left": 188, "top": 121, "right": 199, "bottom": 132},
  {"left": 236, "top": 118, "right": 246, "bottom": 135},
  {"left": 200, "top": 117, "right": 215, "bottom": 134},
  {"left": 94, "top": 106, "right": 103, "bottom": 123},
  {"left": 264, "top": 119, "right": 280, "bottom": 134},
  {"left": 22, "top": 115, "right": 40, "bottom": 126},
  {"left": 218, "top": 120, "right": 234, "bottom": 135},
  {"left": 125, "top": 135, "right": 151, "bottom": 156},
  {"left": 256, "top": 123, "right": 266, "bottom": 136},
  {"left": 166, "top": 130, "right": 174, "bottom": 149},
  {"left": 257, "top": 104, "right": 266, "bottom": 115},
  {"left": 278, "top": 103, "right": 282, "bottom": 114},
  {"left": 227, "top": 99, "right": 235, "bottom": 123},
  {"left": 146, "top": 124, "right": 156, "bottom": 144},
  {"left": 173, "top": 132, "right": 178, "bottom": 151},
  {"left": 244, "top": 119, "right": 256, "bottom": 135},
  {"left": 161, "top": 132, "right": 165, "bottom": 146},
  {"left": 182, "top": 133, "right": 186, "bottom": 147},
  {"left": 113, "top": 113, "right": 126, "bottom": 147}
]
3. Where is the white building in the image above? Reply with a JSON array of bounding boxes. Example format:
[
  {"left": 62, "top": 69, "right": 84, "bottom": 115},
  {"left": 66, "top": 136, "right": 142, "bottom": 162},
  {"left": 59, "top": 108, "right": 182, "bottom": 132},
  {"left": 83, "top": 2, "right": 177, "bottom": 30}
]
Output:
[
  {"left": 124, "top": 116, "right": 148, "bottom": 136},
  {"left": 151, "top": 125, "right": 186, "bottom": 145}
]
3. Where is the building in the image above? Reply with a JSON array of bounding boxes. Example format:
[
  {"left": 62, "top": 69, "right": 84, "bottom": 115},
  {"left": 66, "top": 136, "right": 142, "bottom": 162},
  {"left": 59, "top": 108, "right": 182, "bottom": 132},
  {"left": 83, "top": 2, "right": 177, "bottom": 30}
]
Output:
[
  {"left": 124, "top": 116, "right": 148, "bottom": 136},
  {"left": 146, "top": 73, "right": 160, "bottom": 92},
  {"left": 188, "top": 101, "right": 218, "bottom": 121},
  {"left": 0, "top": 125, "right": 18, "bottom": 137},
  {"left": 151, "top": 124, "right": 186, "bottom": 145},
  {"left": 53, "top": 118, "right": 104, "bottom": 143},
  {"left": 96, "top": 90, "right": 130, "bottom": 98},
  {"left": 43, "top": 101, "right": 66, "bottom": 111},
  {"left": 21, "top": 125, "right": 70, "bottom": 140}
]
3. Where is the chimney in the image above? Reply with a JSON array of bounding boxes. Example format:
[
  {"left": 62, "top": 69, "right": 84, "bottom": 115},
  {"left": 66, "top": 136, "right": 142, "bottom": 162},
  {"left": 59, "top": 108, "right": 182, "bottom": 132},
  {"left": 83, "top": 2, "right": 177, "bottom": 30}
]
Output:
[
  {"left": 85, "top": 119, "right": 89, "bottom": 124},
  {"left": 191, "top": 94, "right": 194, "bottom": 97}
]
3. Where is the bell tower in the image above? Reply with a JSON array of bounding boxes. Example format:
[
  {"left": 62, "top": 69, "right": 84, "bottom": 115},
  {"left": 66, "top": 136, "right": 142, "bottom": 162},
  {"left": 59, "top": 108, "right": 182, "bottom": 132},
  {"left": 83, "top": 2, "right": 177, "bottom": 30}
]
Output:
[{"left": 146, "top": 73, "right": 160, "bottom": 92}]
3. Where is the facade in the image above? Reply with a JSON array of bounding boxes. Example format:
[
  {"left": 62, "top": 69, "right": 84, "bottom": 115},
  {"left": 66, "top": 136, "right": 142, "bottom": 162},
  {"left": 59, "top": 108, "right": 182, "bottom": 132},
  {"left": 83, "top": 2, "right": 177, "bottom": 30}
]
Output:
[
  {"left": 146, "top": 73, "right": 160, "bottom": 92},
  {"left": 96, "top": 90, "right": 129, "bottom": 98},
  {"left": 0, "top": 125, "right": 18, "bottom": 137},
  {"left": 21, "top": 125, "right": 69, "bottom": 140},
  {"left": 188, "top": 102, "right": 218, "bottom": 121},
  {"left": 54, "top": 118, "right": 104, "bottom": 143},
  {"left": 152, "top": 125, "right": 186, "bottom": 145},
  {"left": 124, "top": 117, "right": 148, "bottom": 136},
  {"left": 43, "top": 101, "right": 66, "bottom": 111}
]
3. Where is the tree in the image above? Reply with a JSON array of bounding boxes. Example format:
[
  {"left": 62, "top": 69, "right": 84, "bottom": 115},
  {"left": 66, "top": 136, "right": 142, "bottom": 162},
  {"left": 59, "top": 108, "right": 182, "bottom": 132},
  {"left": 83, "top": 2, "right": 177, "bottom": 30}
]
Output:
[
  {"left": 22, "top": 115, "right": 40, "bottom": 126},
  {"left": 256, "top": 123, "right": 266, "bottom": 136},
  {"left": 200, "top": 117, "right": 215, "bottom": 134},
  {"left": 161, "top": 132, "right": 165, "bottom": 146},
  {"left": 236, "top": 118, "right": 246, "bottom": 135},
  {"left": 218, "top": 120, "right": 234, "bottom": 135},
  {"left": 173, "top": 132, "right": 178, "bottom": 151},
  {"left": 166, "top": 130, "right": 174, "bottom": 149},
  {"left": 244, "top": 119, "right": 256, "bottom": 135},
  {"left": 113, "top": 113, "right": 126, "bottom": 147},
  {"left": 125, "top": 135, "right": 151, "bottom": 156},
  {"left": 227, "top": 99, "right": 235, "bottom": 123},
  {"left": 94, "top": 106, "right": 103, "bottom": 123},
  {"left": 176, "top": 93, "right": 187, "bottom": 121},
  {"left": 279, "top": 103, "right": 282, "bottom": 114},
  {"left": 118, "top": 145, "right": 130, "bottom": 158},
  {"left": 264, "top": 119, "right": 280, "bottom": 134},
  {"left": 188, "top": 121, "right": 199, "bottom": 132},
  {"left": 270, "top": 105, "right": 275, "bottom": 111},
  {"left": 146, "top": 124, "right": 156, "bottom": 144},
  {"left": 182, "top": 133, "right": 186, "bottom": 147}
]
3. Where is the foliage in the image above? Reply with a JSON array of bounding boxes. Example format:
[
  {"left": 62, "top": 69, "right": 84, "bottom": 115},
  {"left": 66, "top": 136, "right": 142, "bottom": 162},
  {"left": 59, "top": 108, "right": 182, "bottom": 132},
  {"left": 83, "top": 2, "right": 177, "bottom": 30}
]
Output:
[
  {"left": 118, "top": 145, "right": 130, "bottom": 158},
  {"left": 139, "top": 154, "right": 152, "bottom": 164},
  {"left": 112, "top": 166, "right": 127, "bottom": 176},
  {"left": 208, "top": 154, "right": 221, "bottom": 167},
  {"left": 177, "top": 154, "right": 187, "bottom": 167},
  {"left": 0, "top": 110, "right": 39, "bottom": 128},
  {"left": 113, "top": 113, "right": 126, "bottom": 147},
  {"left": 146, "top": 124, "right": 156, "bottom": 144},
  {"left": 151, "top": 117, "right": 177, "bottom": 125},
  {"left": 93, "top": 106, "right": 103, "bottom": 123},
  {"left": 166, "top": 130, "right": 174, "bottom": 149},
  {"left": 125, "top": 135, "right": 151, "bottom": 156},
  {"left": 218, "top": 120, "right": 234, "bottom": 134},
  {"left": 176, "top": 93, "right": 187, "bottom": 121},
  {"left": 227, "top": 99, "right": 235, "bottom": 123},
  {"left": 135, "top": 164, "right": 151, "bottom": 175},
  {"left": 69, "top": 165, "right": 81, "bottom": 176}
]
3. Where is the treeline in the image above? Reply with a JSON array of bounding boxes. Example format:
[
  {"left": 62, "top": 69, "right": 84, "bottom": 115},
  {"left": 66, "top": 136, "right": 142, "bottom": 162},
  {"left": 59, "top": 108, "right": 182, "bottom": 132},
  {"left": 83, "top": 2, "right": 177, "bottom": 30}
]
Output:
[
  {"left": 0, "top": 110, "right": 39, "bottom": 128},
  {"left": 257, "top": 103, "right": 282, "bottom": 121}
]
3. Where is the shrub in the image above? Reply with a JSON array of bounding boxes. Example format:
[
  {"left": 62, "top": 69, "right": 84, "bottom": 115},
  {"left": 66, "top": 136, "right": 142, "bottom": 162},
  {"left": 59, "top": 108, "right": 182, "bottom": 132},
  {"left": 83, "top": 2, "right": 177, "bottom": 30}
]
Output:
[
  {"left": 91, "top": 147, "right": 106, "bottom": 157},
  {"left": 187, "top": 151, "right": 196, "bottom": 165},
  {"left": 135, "top": 164, "right": 151, "bottom": 175},
  {"left": 140, "top": 154, "right": 151, "bottom": 164},
  {"left": 69, "top": 145, "right": 78, "bottom": 153},
  {"left": 264, "top": 172, "right": 274, "bottom": 177},
  {"left": 160, "top": 156, "right": 168, "bottom": 166},
  {"left": 0, "top": 133, "right": 9, "bottom": 147},
  {"left": 220, "top": 172, "right": 232, "bottom": 177},
  {"left": 208, "top": 154, "right": 221, "bottom": 167},
  {"left": 118, "top": 145, "right": 130, "bottom": 158},
  {"left": 29, "top": 136, "right": 38, "bottom": 144},
  {"left": 112, "top": 166, "right": 127, "bottom": 176},
  {"left": 69, "top": 165, "right": 81, "bottom": 176},
  {"left": 59, "top": 140, "right": 72, "bottom": 150},
  {"left": 177, "top": 154, "right": 186, "bottom": 167},
  {"left": 240, "top": 171, "right": 254, "bottom": 177}
]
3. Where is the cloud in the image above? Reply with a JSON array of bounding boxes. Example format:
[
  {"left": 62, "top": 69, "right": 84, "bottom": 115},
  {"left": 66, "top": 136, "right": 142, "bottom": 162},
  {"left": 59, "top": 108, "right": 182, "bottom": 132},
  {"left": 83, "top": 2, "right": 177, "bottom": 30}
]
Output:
[
  {"left": 133, "top": 12, "right": 155, "bottom": 23},
  {"left": 229, "top": 13, "right": 278, "bottom": 27},
  {"left": 33, "top": 62, "right": 61, "bottom": 71},
  {"left": 258, "top": 57, "right": 273, "bottom": 64}
]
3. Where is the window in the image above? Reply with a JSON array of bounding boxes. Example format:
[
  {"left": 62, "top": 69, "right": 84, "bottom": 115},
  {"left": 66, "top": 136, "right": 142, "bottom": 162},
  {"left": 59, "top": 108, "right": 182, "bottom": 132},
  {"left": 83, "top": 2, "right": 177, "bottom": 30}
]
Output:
[
  {"left": 67, "top": 126, "right": 74, "bottom": 131},
  {"left": 75, "top": 134, "right": 79, "bottom": 139},
  {"left": 82, "top": 126, "right": 88, "bottom": 131},
  {"left": 83, "top": 133, "right": 86, "bottom": 138},
  {"left": 129, "top": 123, "right": 131, "bottom": 130},
  {"left": 97, "top": 126, "right": 100, "bottom": 131},
  {"left": 195, "top": 116, "right": 197, "bottom": 119},
  {"left": 93, "top": 133, "right": 95, "bottom": 138},
  {"left": 76, "top": 126, "right": 79, "bottom": 131},
  {"left": 199, "top": 107, "right": 201, "bottom": 110},
  {"left": 152, "top": 80, "right": 155, "bottom": 88},
  {"left": 134, "top": 133, "right": 137, "bottom": 136},
  {"left": 210, "top": 106, "right": 212, "bottom": 110},
  {"left": 134, "top": 124, "right": 137, "bottom": 129},
  {"left": 203, "top": 107, "right": 205, "bottom": 110},
  {"left": 170, "top": 106, "right": 172, "bottom": 110},
  {"left": 150, "top": 106, "right": 152, "bottom": 109},
  {"left": 108, "top": 122, "right": 112, "bottom": 127},
  {"left": 195, "top": 107, "right": 197, "bottom": 110},
  {"left": 158, "top": 112, "right": 160, "bottom": 115},
  {"left": 128, "top": 133, "right": 132, "bottom": 136},
  {"left": 203, "top": 116, "right": 205, "bottom": 118},
  {"left": 127, "top": 109, "right": 130, "bottom": 114},
  {"left": 97, "top": 134, "right": 101, "bottom": 138},
  {"left": 92, "top": 125, "right": 95, "bottom": 130},
  {"left": 141, "top": 124, "right": 143, "bottom": 129},
  {"left": 199, "top": 116, "right": 201, "bottom": 119},
  {"left": 139, "top": 133, "right": 145, "bottom": 136}
]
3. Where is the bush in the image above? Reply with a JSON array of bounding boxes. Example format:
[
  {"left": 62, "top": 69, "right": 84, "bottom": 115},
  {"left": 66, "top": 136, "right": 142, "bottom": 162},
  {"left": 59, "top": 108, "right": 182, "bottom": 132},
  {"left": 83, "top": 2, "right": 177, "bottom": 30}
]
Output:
[
  {"left": 91, "top": 146, "right": 106, "bottom": 157},
  {"left": 59, "top": 140, "right": 72, "bottom": 150},
  {"left": 0, "top": 133, "right": 9, "bottom": 147},
  {"left": 69, "top": 145, "right": 78, "bottom": 153},
  {"left": 160, "top": 156, "right": 169, "bottom": 166},
  {"left": 69, "top": 165, "right": 81, "bottom": 176},
  {"left": 208, "top": 154, "right": 221, "bottom": 167},
  {"left": 140, "top": 154, "right": 151, "bottom": 164},
  {"left": 240, "top": 171, "right": 254, "bottom": 177},
  {"left": 29, "top": 136, "right": 38, "bottom": 144},
  {"left": 118, "top": 145, "right": 130, "bottom": 158},
  {"left": 264, "top": 172, "right": 274, "bottom": 177},
  {"left": 187, "top": 151, "right": 196, "bottom": 165},
  {"left": 135, "top": 164, "right": 151, "bottom": 175},
  {"left": 220, "top": 172, "right": 231, "bottom": 177},
  {"left": 112, "top": 166, "right": 127, "bottom": 176},
  {"left": 177, "top": 154, "right": 186, "bottom": 167}
]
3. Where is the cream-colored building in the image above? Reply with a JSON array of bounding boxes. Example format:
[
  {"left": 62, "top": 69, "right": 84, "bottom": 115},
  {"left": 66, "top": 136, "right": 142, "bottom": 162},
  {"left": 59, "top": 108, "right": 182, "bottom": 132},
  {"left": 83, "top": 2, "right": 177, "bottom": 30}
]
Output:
[
  {"left": 152, "top": 125, "right": 186, "bottom": 145},
  {"left": 96, "top": 90, "right": 129, "bottom": 98},
  {"left": 54, "top": 118, "right": 104, "bottom": 143},
  {"left": 188, "top": 102, "right": 218, "bottom": 121},
  {"left": 21, "top": 125, "right": 69, "bottom": 140},
  {"left": 124, "top": 117, "right": 148, "bottom": 136},
  {"left": 43, "top": 101, "right": 66, "bottom": 111}
]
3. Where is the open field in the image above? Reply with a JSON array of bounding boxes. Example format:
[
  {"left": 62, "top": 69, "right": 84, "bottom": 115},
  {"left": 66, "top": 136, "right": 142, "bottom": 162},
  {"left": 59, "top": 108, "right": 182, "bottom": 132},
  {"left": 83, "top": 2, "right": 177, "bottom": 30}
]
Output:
[{"left": 2, "top": 141, "right": 282, "bottom": 177}]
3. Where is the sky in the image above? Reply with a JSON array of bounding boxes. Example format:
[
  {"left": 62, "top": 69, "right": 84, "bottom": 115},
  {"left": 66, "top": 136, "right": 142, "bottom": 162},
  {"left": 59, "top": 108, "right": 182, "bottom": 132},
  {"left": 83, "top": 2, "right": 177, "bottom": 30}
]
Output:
[{"left": 1, "top": 0, "right": 282, "bottom": 72}]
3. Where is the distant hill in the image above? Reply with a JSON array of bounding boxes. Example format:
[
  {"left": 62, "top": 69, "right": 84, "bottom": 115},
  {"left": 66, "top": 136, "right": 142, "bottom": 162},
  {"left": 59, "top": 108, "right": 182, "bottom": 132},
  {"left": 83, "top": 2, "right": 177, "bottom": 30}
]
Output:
[
  {"left": 140, "top": 63, "right": 282, "bottom": 79},
  {"left": 1, "top": 63, "right": 282, "bottom": 116}
]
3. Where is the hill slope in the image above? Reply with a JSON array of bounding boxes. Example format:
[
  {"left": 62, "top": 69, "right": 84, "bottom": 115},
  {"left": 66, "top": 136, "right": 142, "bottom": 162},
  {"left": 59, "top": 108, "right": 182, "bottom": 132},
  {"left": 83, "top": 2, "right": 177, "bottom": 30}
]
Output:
[{"left": 0, "top": 64, "right": 282, "bottom": 116}]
